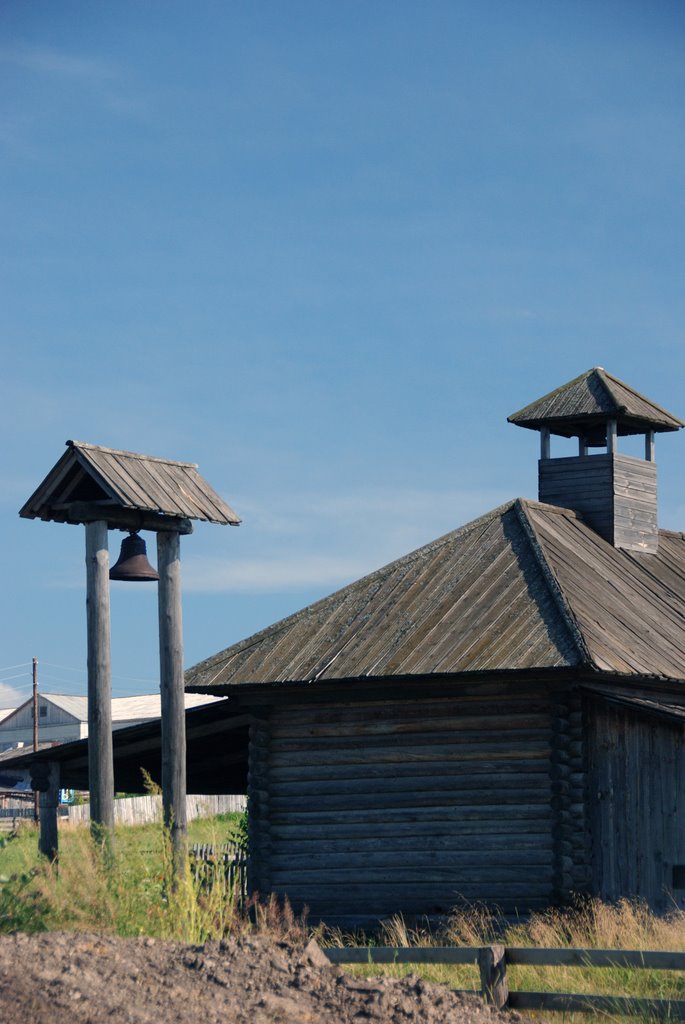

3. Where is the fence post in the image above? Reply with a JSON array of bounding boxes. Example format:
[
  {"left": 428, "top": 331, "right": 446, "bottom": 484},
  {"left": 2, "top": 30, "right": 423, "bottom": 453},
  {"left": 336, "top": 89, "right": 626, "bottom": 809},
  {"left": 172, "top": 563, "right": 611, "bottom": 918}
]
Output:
[{"left": 478, "top": 944, "right": 509, "bottom": 1010}]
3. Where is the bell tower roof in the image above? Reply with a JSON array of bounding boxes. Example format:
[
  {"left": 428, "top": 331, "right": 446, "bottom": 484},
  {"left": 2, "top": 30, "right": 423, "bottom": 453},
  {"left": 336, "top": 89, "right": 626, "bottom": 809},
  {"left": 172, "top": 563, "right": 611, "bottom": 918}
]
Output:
[{"left": 508, "top": 367, "right": 684, "bottom": 446}]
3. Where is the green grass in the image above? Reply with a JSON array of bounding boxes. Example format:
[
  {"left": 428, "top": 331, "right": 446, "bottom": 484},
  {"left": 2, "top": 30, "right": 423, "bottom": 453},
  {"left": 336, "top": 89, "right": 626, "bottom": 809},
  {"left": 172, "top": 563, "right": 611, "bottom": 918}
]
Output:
[{"left": 0, "top": 812, "right": 248, "bottom": 942}]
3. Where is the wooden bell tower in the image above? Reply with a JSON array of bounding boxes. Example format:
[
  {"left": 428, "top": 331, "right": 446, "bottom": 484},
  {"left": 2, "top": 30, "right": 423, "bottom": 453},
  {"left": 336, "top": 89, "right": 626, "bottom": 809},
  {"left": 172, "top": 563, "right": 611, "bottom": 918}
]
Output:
[{"left": 20, "top": 441, "right": 240, "bottom": 862}]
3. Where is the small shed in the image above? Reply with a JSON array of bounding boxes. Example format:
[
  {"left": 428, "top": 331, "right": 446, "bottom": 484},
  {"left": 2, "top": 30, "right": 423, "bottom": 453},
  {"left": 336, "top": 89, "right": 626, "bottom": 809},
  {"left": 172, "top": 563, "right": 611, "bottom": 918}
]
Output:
[{"left": 182, "top": 368, "right": 685, "bottom": 926}]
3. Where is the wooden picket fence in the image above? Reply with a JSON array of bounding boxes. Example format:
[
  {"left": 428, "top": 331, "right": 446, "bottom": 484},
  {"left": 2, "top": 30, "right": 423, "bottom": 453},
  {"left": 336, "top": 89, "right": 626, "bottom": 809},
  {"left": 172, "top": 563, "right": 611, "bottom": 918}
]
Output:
[
  {"left": 63, "top": 793, "right": 246, "bottom": 826},
  {"left": 190, "top": 842, "right": 247, "bottom": 903},
  {"left": 326, "top": 944, "right": 685, "bottom": 1018}
]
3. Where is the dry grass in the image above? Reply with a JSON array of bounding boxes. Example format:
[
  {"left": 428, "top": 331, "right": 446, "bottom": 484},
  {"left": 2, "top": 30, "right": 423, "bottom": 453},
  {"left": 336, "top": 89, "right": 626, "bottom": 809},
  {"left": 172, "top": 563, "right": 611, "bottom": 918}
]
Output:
[{"left": 323, "top": 898, "right": 685, "bottom": 1023}]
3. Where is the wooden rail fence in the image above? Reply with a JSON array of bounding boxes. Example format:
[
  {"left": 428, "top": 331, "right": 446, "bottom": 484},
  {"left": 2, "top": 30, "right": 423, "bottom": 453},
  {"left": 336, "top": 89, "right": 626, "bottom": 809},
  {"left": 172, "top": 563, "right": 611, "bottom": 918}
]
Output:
[{"left": 325, "top": 945, "right": 685, "bottom": 1018}]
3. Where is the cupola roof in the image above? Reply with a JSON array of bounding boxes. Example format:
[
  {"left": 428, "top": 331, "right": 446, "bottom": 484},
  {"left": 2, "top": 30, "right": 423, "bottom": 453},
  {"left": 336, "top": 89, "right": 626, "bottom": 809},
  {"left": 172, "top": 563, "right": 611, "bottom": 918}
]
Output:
[{"left": 508, "top": 367, "right": 684, "bottom": 444}]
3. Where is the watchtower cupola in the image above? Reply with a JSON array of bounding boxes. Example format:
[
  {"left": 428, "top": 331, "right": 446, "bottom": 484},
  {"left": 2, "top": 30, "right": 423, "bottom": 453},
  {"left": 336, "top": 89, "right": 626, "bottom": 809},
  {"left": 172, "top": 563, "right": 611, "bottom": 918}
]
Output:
[{"left": 508, "top": 368, "right": 684, "bottom": 553}]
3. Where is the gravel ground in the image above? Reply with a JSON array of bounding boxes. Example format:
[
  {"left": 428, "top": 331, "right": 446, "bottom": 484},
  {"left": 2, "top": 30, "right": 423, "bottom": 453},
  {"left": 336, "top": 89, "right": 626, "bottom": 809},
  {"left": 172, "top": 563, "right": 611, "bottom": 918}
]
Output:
[{"left": 0, "top": 932, "right": 538, "bottom": 1024}]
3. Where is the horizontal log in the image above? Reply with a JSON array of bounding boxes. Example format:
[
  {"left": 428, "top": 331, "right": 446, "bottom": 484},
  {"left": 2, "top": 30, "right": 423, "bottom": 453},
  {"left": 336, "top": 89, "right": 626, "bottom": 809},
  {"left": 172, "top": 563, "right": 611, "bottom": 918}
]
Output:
[
  {"left": 270, "top": 806, "right": 554, "bottom": 826},
  {"left": 270, "top": 713, "right": 552, "bottom": 740},
  {"left": 269, "top": 759, "right": 551, "bottom": 784},
  {"left": 270, "top": 881, "right": 553, "bottom": 901},
  {"left": 269, "top": 789, "right": 551, "bottom": 813},
  {"left": 272, "top": 870, "right": 555, "bottom": 888},
  {"left": 270, "top": 819, "right": 553, "bottom": 839},
  {"left": 269, "top": 850, "right": 555, "bottom": 872},
  {"left": 509, "top": 993, "right": 685, "bottom": 1018},
  {"left": 268, "top": 773, "right": 552, "bottom": 798},
  {"left": 326, "top": 947, "right": 479, "bottom": 965},
  {"left": 65, "top": 501, "right": 193, "bottom": 534},
  {"left": 506, "top": 947, "right": 685, "bottom": 969},
  {"left": 270, "top": 744, "right": 551, "bottom": 768},
  {"left": 272, "top": 834, "right": 554, "bottom": 854},
  {"left": 271, "top": 729, "right": 552, "bottom": 753},
  {"left": 274, "top": 699, "right": 553, "bottom": 728}
]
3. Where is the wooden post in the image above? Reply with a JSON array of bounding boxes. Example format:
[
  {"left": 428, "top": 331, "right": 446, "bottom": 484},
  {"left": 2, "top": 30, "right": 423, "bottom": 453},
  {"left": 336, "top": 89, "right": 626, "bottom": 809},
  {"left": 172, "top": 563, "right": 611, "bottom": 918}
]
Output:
[
  {"left": 31, "top": 761, "right": 60, "bottom": 861},
  {"left": 607, "top": 419, "right": 617, "bottom": 455},
  {"left": 645, "top": 430, "right": 655, "bottom": 462},
  {"left": 157, "top": 531, "right": 187, "bottom": 876},
  {"left": 578, "top": 438, "right": 588, "bottom": 456},
  {"left": 32, "top": 657, "right": 39, "bottom": 825},
  {"left": 85, "top": 520, "right": 115, "bottom": 852},
  {"left": 478, "top": 944, "right": 509, "bottom": 1010},
  {"left": 540, "top": 427, "right": 551, "bottom": 460}
]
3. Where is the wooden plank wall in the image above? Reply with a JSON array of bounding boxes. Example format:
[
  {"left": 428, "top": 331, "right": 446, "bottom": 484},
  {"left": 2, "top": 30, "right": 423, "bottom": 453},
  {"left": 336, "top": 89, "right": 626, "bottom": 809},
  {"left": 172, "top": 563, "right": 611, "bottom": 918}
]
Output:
[
  {"left": 539, "top": 455, "right": 614, "bottom": 543},
  {"left": 588, "top": 700, "right": 685, "bottom": 911},
  {"left": 613, "top": 457, "right": 657, "bottom": 553},
  {"left": 248, "top": 683, "right": 589, "bottom": 924},
  {"left": 539, "top": 454, "right": 657, "bottom": 553}
]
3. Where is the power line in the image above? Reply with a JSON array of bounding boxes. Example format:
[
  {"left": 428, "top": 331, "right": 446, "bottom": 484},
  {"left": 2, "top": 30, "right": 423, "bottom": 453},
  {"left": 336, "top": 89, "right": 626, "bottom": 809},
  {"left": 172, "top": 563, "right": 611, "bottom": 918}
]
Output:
[
  {"left": 0, "top": 671, "right": 34, "bottom": 685},
  {"left": 0, "top": 659, "right": 31, "bottom": 675},
  {"left": 41, "top": 661, "right": 158, "bottom": 684}
]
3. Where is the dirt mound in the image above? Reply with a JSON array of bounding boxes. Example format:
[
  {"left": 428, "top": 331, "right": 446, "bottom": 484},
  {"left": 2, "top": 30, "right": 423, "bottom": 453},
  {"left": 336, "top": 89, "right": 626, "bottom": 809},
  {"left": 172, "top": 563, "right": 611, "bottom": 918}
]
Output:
[{"left": 0, "top": 931, "right": 534, "bottom": 1024}]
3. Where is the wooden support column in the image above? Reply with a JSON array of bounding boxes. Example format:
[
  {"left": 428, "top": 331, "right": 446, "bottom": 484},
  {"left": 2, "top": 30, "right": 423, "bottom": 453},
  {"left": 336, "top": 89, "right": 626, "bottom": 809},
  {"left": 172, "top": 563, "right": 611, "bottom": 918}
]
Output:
[
  {"left": 31, "top": 761, "right": 60, "bottom": 861},
  {"left": 85, "top": 520, "right": 115, "bottom": 849},
  {"left": 157, "top": 531, "right": 187, "bottom": 874},
  {"left": 607, "top": 419, "right": 617, "bottom": 455},
  {"left": 540, "top": 427, "right": 551, "bottom": 460},
  {"left": 645, "top": 430, "right": 655, "bottom": 462}
]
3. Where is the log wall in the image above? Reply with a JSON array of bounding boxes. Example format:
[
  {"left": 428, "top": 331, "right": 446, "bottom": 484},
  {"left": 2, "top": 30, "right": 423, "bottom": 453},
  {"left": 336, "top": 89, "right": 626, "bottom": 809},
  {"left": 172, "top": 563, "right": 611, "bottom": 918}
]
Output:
[{"left": 247, "top": 681, "right": 589, "bottom": 924}]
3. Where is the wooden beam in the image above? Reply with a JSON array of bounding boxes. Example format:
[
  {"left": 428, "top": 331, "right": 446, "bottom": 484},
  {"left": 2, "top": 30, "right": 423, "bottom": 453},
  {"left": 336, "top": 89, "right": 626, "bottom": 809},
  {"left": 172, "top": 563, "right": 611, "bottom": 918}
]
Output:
[
  {"left": 38, "top": 761, "right": 60, "bottom": 861},
  {"left": 85, "top": 520, "right": 115, "bottom": 850},
  {"left": 67, "top": 502, "right": 193, "bottom": 535},
  {"left": 157, "top": 531, "right": 187, "bottom": 876}
]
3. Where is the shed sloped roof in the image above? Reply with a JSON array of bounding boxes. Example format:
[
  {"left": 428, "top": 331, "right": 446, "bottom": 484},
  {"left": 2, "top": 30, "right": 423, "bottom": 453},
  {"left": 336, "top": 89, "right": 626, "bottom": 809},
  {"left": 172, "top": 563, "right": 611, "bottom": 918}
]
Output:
[
  {"left": 186, "top": 498, "right": 685, "bottom": 691},
  {"left": 20, "top": 441, "right": 240, "bottom": 525},
  {"left": 508, "top": 368, "right": 684, "bottom": 439}
]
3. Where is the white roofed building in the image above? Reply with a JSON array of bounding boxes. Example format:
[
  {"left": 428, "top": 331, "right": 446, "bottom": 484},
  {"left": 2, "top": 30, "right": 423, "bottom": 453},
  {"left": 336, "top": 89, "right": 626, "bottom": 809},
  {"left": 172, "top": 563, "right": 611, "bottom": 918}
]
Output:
[{"left": 0, "top": 692, "right": 223, "bottom": 752}]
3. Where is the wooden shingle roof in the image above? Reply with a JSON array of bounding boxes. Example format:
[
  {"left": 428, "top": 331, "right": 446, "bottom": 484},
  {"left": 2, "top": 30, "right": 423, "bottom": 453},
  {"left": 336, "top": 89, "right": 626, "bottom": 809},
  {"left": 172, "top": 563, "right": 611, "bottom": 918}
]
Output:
[
  {"left": 508, "top": 367, "right": 684, "bottom": 441},
  {"left": 186, "top": 497, "right": 685, "bottom": 692},
  {"left": 20, "top": 441, "right": 240, "bottom": 527}
]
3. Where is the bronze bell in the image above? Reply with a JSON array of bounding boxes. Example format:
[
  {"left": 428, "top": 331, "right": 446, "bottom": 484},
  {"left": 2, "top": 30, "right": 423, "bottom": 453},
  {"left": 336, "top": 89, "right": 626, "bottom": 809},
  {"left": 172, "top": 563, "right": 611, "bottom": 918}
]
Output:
[{"left": 109, "top": 531, "right": 160, "bottom": 582}]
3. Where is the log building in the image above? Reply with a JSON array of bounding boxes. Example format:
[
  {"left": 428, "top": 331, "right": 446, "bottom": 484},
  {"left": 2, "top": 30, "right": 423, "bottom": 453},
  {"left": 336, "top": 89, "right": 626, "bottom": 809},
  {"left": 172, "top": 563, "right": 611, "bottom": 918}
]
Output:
[{"left": 183, "top": 368, "right": 685, "bottom": 925}]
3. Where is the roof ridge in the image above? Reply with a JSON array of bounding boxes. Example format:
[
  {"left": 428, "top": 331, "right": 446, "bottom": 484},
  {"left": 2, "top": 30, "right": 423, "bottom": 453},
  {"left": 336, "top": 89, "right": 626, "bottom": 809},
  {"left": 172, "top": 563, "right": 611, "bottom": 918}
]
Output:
[
  {"left": 599, "top": 371, "right": 685, "bottom": 425},
  {"left": 67, "top": 440, "right": 198, "bottom": 469},
  {"left": 514, "top": 499, "right": 591, "bottom": 665}
]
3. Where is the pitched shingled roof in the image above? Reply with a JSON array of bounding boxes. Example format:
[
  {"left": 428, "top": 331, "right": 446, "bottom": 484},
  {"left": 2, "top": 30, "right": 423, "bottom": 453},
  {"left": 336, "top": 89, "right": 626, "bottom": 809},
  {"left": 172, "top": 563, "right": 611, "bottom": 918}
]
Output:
[
  {"left": 20, "top": 441, "right": 240, "bottom": 526},
  {"left": 508, "top": 367, "right": 684, "bottom": 440},
  {"left": 185, "top": 497, "right": 685, "bottom": 691}
]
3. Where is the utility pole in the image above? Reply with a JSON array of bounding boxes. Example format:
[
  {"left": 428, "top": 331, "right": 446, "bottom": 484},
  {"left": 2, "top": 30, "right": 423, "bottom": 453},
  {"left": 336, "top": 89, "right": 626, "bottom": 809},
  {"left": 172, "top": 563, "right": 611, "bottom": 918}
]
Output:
[{"left": 32, "top": 657, "right": 39, "bottom": 824}]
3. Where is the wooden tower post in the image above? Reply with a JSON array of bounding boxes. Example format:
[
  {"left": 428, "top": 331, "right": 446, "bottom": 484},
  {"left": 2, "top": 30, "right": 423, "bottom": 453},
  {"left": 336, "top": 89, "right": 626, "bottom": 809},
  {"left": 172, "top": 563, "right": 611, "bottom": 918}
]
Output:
[
  {"left": 157, "top": 531, "right": 187, "bottom": 872},
  {"left": 85, "top": 520, "right": 115, "bottom": 847}
]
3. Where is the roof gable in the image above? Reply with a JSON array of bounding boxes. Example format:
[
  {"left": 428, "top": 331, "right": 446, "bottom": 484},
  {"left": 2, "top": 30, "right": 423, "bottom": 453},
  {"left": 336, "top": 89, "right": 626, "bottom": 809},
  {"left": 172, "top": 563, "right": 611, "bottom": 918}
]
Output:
[
  {"left": 20, "top": 440, "right": 240, "bottom": 526},
  {"left": 186, "top": 501, "right": 583, "bottom": 690}
]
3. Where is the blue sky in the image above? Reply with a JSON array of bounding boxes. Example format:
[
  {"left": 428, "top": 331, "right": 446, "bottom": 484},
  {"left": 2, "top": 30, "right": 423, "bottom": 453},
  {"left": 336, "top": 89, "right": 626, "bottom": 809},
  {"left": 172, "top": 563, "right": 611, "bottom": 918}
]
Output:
[{"left": 1, "top": 0, "right": 684, "bottom": 704}]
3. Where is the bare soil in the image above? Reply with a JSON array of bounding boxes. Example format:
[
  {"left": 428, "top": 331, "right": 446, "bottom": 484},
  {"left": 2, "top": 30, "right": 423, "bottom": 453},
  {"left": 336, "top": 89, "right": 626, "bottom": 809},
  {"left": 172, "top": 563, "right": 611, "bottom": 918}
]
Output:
[{"left": 0, "top": 931, "right": 537, "bottom": 1024}]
